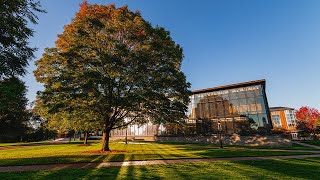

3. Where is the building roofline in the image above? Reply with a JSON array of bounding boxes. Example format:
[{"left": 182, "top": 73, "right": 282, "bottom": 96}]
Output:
[
  {"left": 192, "top": 79, "right": 266, "bottom": 94},
  {"left": 270, "top": 107, "right": 295, "bottom": 111}
]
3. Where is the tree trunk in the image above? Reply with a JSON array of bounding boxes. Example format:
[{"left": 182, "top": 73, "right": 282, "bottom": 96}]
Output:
[
  {"left": 73, "top": 131, "right": 76, "bottom": 141},
  {"left": 125, "top": 128, "right": 128, "bottom": 144},
  {"left": 101, "top": 129, "right": 110, "bottom": 151},
  {"left": 84, "top": 131, "right": 88, "bottom": 144}
]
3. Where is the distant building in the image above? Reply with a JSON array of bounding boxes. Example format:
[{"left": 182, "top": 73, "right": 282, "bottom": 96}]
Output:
[
  {"left": 187, "top": 79, "right": 272, "bottom": 135},
  {"left": 270, "top": 107, "right": 297, "bottom": 139},
  {"left": 110, "top": 79, "right": 273, "bottom": 139}
]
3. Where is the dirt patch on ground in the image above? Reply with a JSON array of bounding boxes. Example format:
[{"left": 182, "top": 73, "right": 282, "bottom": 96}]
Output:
[{"left": 82, "top": 150, "right": 127, "bottom": 154}]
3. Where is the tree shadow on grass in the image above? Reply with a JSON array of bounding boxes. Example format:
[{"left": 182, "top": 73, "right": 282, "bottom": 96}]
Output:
[
  {"left": 136, "top": 164, "right": 162, "bottom": 180},
  {"left": 123, "top": 164, "right": 161, "bottom": 180},
  {"left": 0, "top": 141, "right": 100, "bottom": 148},
  {"left": 164, "top": 163, "right": 204, "bottom": 179},
  {"left": 68, "top": 141, "right": 98, "bottom": 145},
  {"left": 191, "top": 162, "right": 240, "bottom": 178},
  {"left": 0, "top": 155, "right": 100, "bottom": 166},
  {"left": 126, "top": 164, "right": 135, "bottom": 179},
  {"left": 82, "top": 153, "right": 125, "bottom": 179},
  {"left": 20, "top": 166, "right": 123, "bottom": 179},
  {"left": 233, "top": 158, "right": 320, "bottom": 179},
  {"left": 90, "top": 155, "right": 107, "bottom": 163},
  {"left": 38, "top": 152, "right": 126, "bottom": 179},
  {"left": 297, "top": 157, "right": 320, "bottom": 163},
  {"left": 0, "top": 143, "right": 68, "bottom": 149},
  {"left": 125, "top": 153, "right": 190, "bottom": 162},
  {"left": 223, "top": 161, "right": 275, "bottom": 179},
  {"left": 173, "top": 145, "right": 310, "bottom": 159},
  {"left": 108, "top": 154, "right": 125, "bottom": 162}
]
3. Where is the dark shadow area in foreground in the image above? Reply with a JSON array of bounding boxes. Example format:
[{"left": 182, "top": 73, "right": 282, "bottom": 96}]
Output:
[{"left": 1, "top": 158, "right": 320, "bottom": 179}]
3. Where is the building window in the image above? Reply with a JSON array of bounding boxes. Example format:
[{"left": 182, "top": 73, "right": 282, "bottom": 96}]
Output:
[
  {"left": 272, "top": 115, "right": 281, "bottom": 127},
  {"left": 291, "top": 132, "right": 298, "bottom": 139},
  {"left": 285, "top": 110, "right": 296, "bottom": 127}
]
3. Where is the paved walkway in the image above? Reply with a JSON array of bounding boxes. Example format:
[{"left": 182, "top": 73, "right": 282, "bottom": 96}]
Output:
[
  {"left": 1, "top": 154, "right": 320, "bottom": 173},
  {"left": 293, "top": 142, "right": 320, "bottom": 149}
]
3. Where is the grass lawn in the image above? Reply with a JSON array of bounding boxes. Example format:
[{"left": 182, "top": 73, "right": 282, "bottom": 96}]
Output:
[
  {"left": 1, "top": 157, "right": 320, "bottom": 179},
  {"left": 0, "top": 141, "right": 316, "bottom": 166},
  {"left": 0, "top": 141, "right": 51, "bottom": 147},
  {"left": 301, "top": 140, "right": 320, "bottom": 146}
]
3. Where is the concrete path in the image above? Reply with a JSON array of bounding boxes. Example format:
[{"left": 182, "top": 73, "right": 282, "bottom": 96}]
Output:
[
  {"left": 293, "top": 142, "right": 320, "bottom": 149},
  {"left": 1, "top": 154, "right": 320, "bottom": 173}
]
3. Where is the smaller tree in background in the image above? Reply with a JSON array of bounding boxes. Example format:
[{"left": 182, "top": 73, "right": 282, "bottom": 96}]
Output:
[
  {"left": 26, "top": 112, "right": 57, "bottom": 142},
  {"left": 33, "top": 99, "right": 99, "bottom": 144},
  {"left": 295, "top": 106, "right": 320, "bottom": 139},
  {"left": 0, "top": 77, "right": 30, "bottom": 142}
]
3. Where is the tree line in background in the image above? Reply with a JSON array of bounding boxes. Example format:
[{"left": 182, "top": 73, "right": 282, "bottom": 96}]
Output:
[{"left": 0, "top": 0, "right": 49, "bottom": 142}]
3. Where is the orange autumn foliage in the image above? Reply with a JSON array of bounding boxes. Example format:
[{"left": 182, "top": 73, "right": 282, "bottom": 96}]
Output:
[
  {"left": 55, "top": 1, "right": 146, "bottom": 53},
  {"left": 295, "top": 106, "right": 320, "bottom": 136}
]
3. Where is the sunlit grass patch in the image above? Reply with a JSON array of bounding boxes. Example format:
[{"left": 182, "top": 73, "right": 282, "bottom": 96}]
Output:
[{"left": 0, "top": 141, "right": 316, "bottom": 166}]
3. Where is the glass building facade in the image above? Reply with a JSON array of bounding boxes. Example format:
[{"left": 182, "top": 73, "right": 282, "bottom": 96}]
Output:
[
  {"left": 110, "top": 122, "right": 159, "bottom": 137},
  {"left": 186, "top": 79, "right": 272, "bottom": 135},
  {"left": 110, "top": 80, "right": 272, "bottom": 138}
]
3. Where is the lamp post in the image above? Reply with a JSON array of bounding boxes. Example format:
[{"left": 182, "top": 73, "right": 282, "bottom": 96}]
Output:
[{"left": 218, "top": 121, "right": 223, "bottom": 148}]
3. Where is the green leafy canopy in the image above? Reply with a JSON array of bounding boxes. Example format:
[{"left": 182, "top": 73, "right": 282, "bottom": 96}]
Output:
[
  {"left": 34, "top": 2, "right": 191, "bottom": 150},
  {"left": 0, "top": 0, "right": 45, "bottom": 78}
]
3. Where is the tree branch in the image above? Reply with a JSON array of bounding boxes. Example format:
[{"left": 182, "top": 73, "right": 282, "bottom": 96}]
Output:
[{"left": 111, "top": 113, "right": 141, "bottom": 130}]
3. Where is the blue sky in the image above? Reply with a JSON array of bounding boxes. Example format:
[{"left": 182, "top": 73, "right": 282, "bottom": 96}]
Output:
[{"left": 25, "top": 0, "right": 320, "bottom": 109}]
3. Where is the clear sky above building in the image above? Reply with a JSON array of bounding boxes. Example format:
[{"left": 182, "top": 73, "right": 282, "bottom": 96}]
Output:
[{"left": 25, "top": 0, "right": 320, "bottom": 109}]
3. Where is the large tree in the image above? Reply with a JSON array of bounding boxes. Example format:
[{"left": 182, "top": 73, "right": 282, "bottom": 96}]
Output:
[
  {"left": 34, "top": 2, "right": 191, "bottom": 151},
  {"left": 0, "top": 0, "right": 45, "bottom": 78}
]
